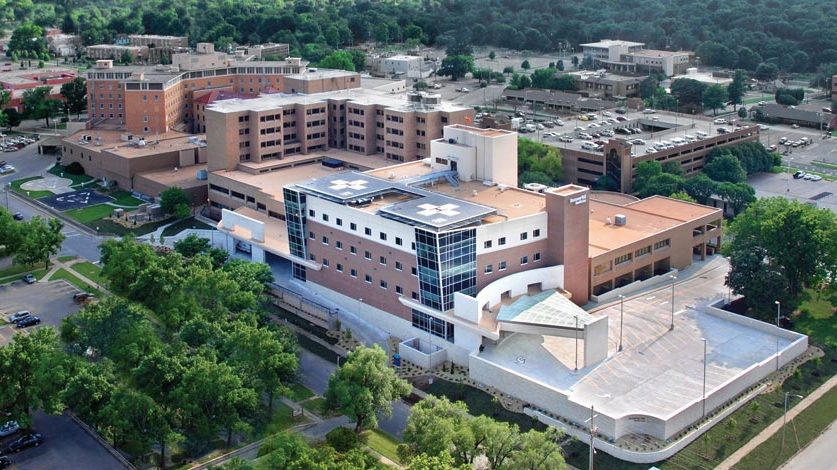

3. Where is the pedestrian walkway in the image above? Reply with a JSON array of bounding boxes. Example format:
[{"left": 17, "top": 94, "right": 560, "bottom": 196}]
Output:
[
  {"left": 716, "top": 374, "right": 837, "bottom": 469},
  {"left": 41, "top": 257, "right": 112, "bottom": 296}
]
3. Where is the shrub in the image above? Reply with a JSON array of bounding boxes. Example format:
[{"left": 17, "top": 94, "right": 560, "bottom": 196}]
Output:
[
  {"left": 326, "top": 426, "right": 365, "bottom": 452},
  {"left": 64, "top": 161, "right": 85, "bottom": 175}
]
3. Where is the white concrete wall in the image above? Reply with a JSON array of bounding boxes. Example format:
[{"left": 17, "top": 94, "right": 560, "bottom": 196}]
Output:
[
  {"left": 430, "top": 139, "right": 477, "bottom": 182},
  {"left": 476, "top": 212, "right": 547, "bottom": 255},
  {"left": 434, "top": 125, "right": 518, "bottom": 187},
  {"left": 221, "top": 208, "right": 264, "bottom": 242},
  {"left": 473, "top": 265, "right": 565, "bottom": 311},
  {"left": 583, "top": 316, "right": 609, "bottom": 365},
  {"left": 399, "top": 338, "right": 447, "bottom": 369}
]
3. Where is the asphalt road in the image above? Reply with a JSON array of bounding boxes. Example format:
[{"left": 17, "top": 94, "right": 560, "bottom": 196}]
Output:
[
  {"left": 0, "top": 412, "right": 125, "bottom": 470},
  {"left": 0, "top": 281, "right": 82, "bottom": 346},
  {"left": 780, "top": 419, "right": 837, "bottom": 470}
]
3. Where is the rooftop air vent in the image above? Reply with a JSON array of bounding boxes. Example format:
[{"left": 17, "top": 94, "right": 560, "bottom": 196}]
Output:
[{"left": 615, "top": 214, "right": 627, "bottom": 226}]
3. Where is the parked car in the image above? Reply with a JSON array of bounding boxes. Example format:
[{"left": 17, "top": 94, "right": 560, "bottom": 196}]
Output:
[
  {"left": 615, "top": 108, "right": 627, "bottom": 114},
  {"left": 803, "top": 173, "right": 814, "bottom": 180},
  {"left": 602, "top": 111, "right": 612, "bottom": 117},
  {"left": 0, "top": 456, "right": 10, "bottom": 469},
  {"left": 822, "top": 107, "right": 832, "bottom": 113},
  {"left": 616, "top": 116, "right": 628, "bottom": 121},
  {"left": 642, "top": 109, "right": 656, "bottom": 114},
  {"left": 713, "top": 118, "right": 726, "bottom": 124},
  {"left": 22, "top": 274, "right": 35, "bottom": 284},
  {"left": 15, "top": 316, "right": 41, "bottom": 328},
  {"left": 0, "top": 422, "right": 20, "bottom": 438},
  {"left": 12, "top": 212, "right": 23, "bottom": 221},
  {"left": 810, "top": 175, "right": 822, "bottom": 181},
  {"left": 793, "top": 171, "right": 804, "bottom": 179},
  {"left": 5, "top": 433, "right": 43, "bottom": 453},
  {"left": 73, "top": 292, "right": 96, "bottom": 303},
  {"left": 8, "top": 311, "right": 31, "bottom": 323},
  {"left": 768, "top": 144, "right": 777, "bottom": 151},
  {"left": 0, "top": 165, "right": 14, "bottom": 174}
]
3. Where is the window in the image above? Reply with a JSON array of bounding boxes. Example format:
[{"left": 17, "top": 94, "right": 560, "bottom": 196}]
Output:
[
  {"left": 411, "top": 267, "right": 417, "bottom": 276},
  {"left": 411, "top": 309, "right": 455, "bottom": 342},
  {"left": 350, "top": 246, "right": 357, "bottom": 255},
  {"left": 395, "top": 261, "right": 403, "bottom": 271},
  {"left": 336, "top": 263, "right": 344, "bottom": 272},
  {"left": 396, "top": 285, "right": 404, "bottom": 295},
  {"left": 380, "top": 280, "right": 388, "bottom": 289},
  {"left": 379, "top": 232, "right": 387, "bottom": 241},
  {"left": 308, "top": 231, "right": 315, "bottom": 240},
  {"left": 412, "top": 291, "right": 420, "bottom": 300},
  {"left": 336, "top": 218, "right": 343, "bottom": 226},
  {"left": 520, "top": 255, "right": 529, "bottom": 265},
  {"left": 484, "top": 264, "right": 493, "bottom": 274},
  {"left": 379, "top": 256, "right": 387, "bottom": 265},
  {"left": 321, "top": 236, "right": 329, "bottom": 245},
  {"left": 322, "top": 213, "right": 329, "bottom": 222},
  {"left": 395, "top": 237, "right": 403, "bottom": 246},
  {"left": 309, "top": 209, "right": 315, "bottom": 217},
  {"left": 635, "top": 246, "right": 652, "bottom": 257},
  {"left": 364, "top": 251, "right": 371, "bottom": 260},
  {"left": 351, "top": 269, "right": 358, "bottom": 278},
  {"left": 365, "top": 227, "right": 372, "bottom": 236},
  {"left": 499, "top": 261, "right": 507, "bottom": 271},
  {"left": 484, "top": 240, "right": 492, "bottom": 249},
  {"left": 336, "top": 241, "right": 343, "bottom": 250},
  {"left": 323, "top": 258, "right": 330, "bottom": 267},
  {"left": 499, "top": 237, "right": 506, "bottom": 246},
  {"left": 533, "top": 229, "right": 541, "bottom": 237},
  {"left": 350, "top": 222, "right": 357, "bottom": 231},
  {"left": 520, "top": 232, "right": 528, "bottom": 241},
  {"left": 534, "top": 252, "right": 542, "bottom": 262},
  {"left": 614, "top": 253, "right": 632, "bottom": 265},
  {"left": 654, "top": 239, "right": 671, "bottom": 250},
  {"left": 364, "top": 274, "right": 372, "bottom": 284}
]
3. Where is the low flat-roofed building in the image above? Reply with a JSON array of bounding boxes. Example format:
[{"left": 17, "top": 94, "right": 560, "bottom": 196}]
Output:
[
  {"left": 0, "top": 66, "right": 78, "bottom": 112},
  {"left": 750, "top": 103, "right": 829, "bottom": 129},
  {"left": 61, "top": 129, "right": 209, "bottom": 203},
  {"left": 86, "top": 44, "right": 147, "bottom": 63},
  {"left": 502, "top": 88, "right": 617, "bottom": 112},
  {"left": 572, "top": 72, "right": 642, "bottom": 98}
]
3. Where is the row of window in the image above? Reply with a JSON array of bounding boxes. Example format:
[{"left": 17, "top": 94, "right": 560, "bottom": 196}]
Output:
[
  {"left": 482, "top": 229, "right": 541, "bottom": 249},
  {"left": 483, "top": 252, "right": 542, "bottom": 274},
  {"left": 317, "top": 256, "right": 415, "bottom": 297},
  {"left": 310, "top": 211, "right": 406, "bottom": 246}
]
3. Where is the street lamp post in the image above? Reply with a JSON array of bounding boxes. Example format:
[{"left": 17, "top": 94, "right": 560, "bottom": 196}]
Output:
[
  {"left": 586, "top": 405, "right": 598, "bottom": 470},
  {"left": 701, "top": 337, "right": 708, "bottom": 418},
  {"left": 669, "top": 275, "right": 677, "bottom": 331},
  {"left": 618, "top": 295, "right": 625, "bottom": 352},
  {"left": 782, "top": 392, "right": 804, "bottom": 451},
  {"left": 574, "top": 315, "right": 579, "bottom": 372}
]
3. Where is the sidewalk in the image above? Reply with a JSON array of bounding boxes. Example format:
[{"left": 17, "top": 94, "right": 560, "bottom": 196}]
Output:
[{"left": 716, "top": 374, "right": 837, "bottom": 470}]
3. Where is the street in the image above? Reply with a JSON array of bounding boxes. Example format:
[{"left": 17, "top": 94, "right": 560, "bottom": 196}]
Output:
[{"left": 780, "top": 419, "right": 837, "bottom": 470}]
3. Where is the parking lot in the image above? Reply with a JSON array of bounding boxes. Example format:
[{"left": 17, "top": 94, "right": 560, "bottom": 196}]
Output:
[
  {"left": 0, "top": 280, "right": 82, "bottom": 346},
  {"left": 748, "top": 172, "right": 836, "bottom": 212},
  {"left": 0, "top": 412, "right": 126, "bottom": 470}
]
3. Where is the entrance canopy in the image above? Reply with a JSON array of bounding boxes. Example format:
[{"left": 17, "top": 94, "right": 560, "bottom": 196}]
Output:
[{"left": 497, "top": 290, "right": 593, "bottom": 335}]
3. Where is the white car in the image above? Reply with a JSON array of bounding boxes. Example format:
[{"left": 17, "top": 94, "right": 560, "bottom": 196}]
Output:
[
  {"left": 643, "top": 109, "right": 656, "bottom": 114},
  {"left": 554, "top": 120, "right": 565, "bottom": 126},
  {"left": 810, "top": 175, "right": 822, "bottom": 181},
  {"left": 588, "top": 122, "right": 600, "bottom": 128},
  {"left": 758, "top": 125, "right": 769, "bottom": 131},
  {"left": 646, "top": 148, "right": 656, "bottom": 153},
  {"left": 803, "top": 173, "right": 814, "bottom": 180},
  {"left": 713, "top": 118, "right": 726, "bottom": 124},
  {"left": 0, "top": 165, "right": 15, "bottom": 174},
  {"left": 602, "top": 111, "right": 612, "bottom": 117}
]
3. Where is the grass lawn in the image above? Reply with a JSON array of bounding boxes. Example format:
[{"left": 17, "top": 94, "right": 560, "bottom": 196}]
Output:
[
  {"left": 161, "top": 216, "right": 216, "bottom": 237},
  {"left": 424, "top": 379, "right": 545, "bottom": 433},
  {"left": 302, "top": 397, "right": 341, "bottom": 419},
  {"left": 107, "top": 190, "right": 144, "bottom": 207},
  {"left": 49, "top": 165, "right": 94, "bottom": 186},
  {"left": 48, "top": 268, "right": 102, "bottom": 295},
  {"left": 91, "top": 216, "right": 174, "bottom": 236},
  {"left": 793, "top": 288, "right": 836, "bottom": 349},
  {"left": 363, "top": 429, "right": 401, "bottom": 464},
  {"left": 285, "top": 383, "right": 314, "bottom": 402},
  {"left": 734, "top": 386, "right": 837, "bottom": 470},
  {"left": 58, "top": 255, "right": 77, "bottom": 263},
  {"left": 64, "top": 204, "right": 114, "bottom": 223},
  {"left": 70, "top": 261, "right": 105, "bottom": 285},
  {"left": 11, "top": 176, "right": 52, "bottom": 199},
  {"left": 0, "top": 267, "right": 48, "bottom": 285},
  {"left": 254, "top": 402, "right": 306, "bottom": 438}
]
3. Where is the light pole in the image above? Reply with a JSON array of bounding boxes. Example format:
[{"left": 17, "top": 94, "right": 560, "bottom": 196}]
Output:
[
  {"left": 669, "top": 275, "right": 677, "bottom": 331},
  {"left": 586, "top": 405, "right": 598, "bottom": 470},
  {"left": 786, "top": 157, "right": 793, "bottom": 192},
  {"left": 618, "top": 294, "right": 625, "bottom": 352},
  {"left": 775, "top": 300, "right": 781, "bottom": 372},
  {"left": 3, "top": 182, "right": 9, "bottom": 210},
  {"left": 701, "top": 337, "right": 708, "bottom": 418},
  {"left": 782, "top": 392, "right": 804, "bottom": 452},
  {"left": 574, "top": 315, "right": 579, "bottom": 372}
]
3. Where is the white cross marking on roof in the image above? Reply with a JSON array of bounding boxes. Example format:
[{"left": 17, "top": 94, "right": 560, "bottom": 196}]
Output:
[
  {"left": 417, "top": 203, "right": 461, "bottom": 217},
  {"left": 329, "top": 179, "right": 368, "bottom": 191}
]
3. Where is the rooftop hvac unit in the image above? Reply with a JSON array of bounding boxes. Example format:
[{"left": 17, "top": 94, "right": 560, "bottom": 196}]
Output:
[
  {"left": 615, "top": 214, "right": 627, "bottom": 226},
  {"left": 498, "top": 184, "right": 509, "bottom": 192}
]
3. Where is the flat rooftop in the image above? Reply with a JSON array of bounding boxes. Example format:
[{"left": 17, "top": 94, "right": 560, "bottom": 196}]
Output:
[
  {"left": 135, "top": 164, "right": 207, "bottom": 189},
  {"left": 285, "top": 69, "right": 358, "bottom": 81},
  {"left": 62, "top": 130, "right": 205, "bottom": 158},
  {"left": 587, "top": 197, "right": 719, "bottom": 257},
  {"left": 212, "top": 163, "right": 349, "bottom": 202},
  {"left": 430, "top": 180, "right": 546, "bottom": 220},
  {"left": 207, "top": 87, "right": 470, "bottom": 114},
  {"left": 446, "top": 124, "right": 513, "bottom": 138},
  {"left": 477, "top": 260, "right": 801, "bottom": 422},
  {"left": 223, "top": 206, "right": 290, "bottom": 256},
  {"left": 629, "top": 49, "right": 691, "bottom": 57},
  {"left": 581, "top": 40, "right": 645, "bottom": 48}
]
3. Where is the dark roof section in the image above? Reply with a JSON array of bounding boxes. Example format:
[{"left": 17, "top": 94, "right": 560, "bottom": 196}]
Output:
[
  {"left": 750, "top": 103, "right": 826, "bottom": 125},
  {"left": 503, "top": 88, "right": 617, "bottom": 111}
]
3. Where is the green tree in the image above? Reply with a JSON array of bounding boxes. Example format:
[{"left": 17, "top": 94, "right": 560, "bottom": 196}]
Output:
[
  {"left": 0, "top": 328, "right": 69, "bottom": 428},
  {"left": 159, "top": 186, "right": 190, "bottom": 218},
  {"left": 553, "top": 74, "right": 577, "bottom": 91},
  {"left": 407, "top": 452, "right": 470, "bottom": 470},
  {"left": 639, "top": 76, "right": 658, "bottom": 100},
  {"left": 488, "top": 51, "right": 496, "bottom": 60},
  {"left": 506, "top": 428, "right": 567, "bottom": 470},
  {"left": 703, "top": 84, "right": 728, "bottom": 115},
  {"left": 0, "top": 209, "right": 23, "bottom": 257},
  {"left": 683, "top": 174, "right": 718, "bottom": 204},
  {"left": 755, "top": 62, "right": 779, "bottom": 81},
  {"left": 704, "top": 153, "right": 746, "bottom": 183},
  {"left": 439, "top": 55, "right": 475, "bottom": 81},
  {"left": 14, "top": 216, "right": 65, "bottom": 268},
  {"left": 671, "top": 78, "right": 707, "bottom": 108},
  {"left": 521, "top": 60, "right": 531, "bottom": 70},
  {"left": 8, "top": 22, "right": 47, "bottom": 58},
  {"left": 99, "top": 237, "right": 158, "bottom": 295},
  {"left": 727, "top": 70, "right": 747, "bottom": 110},
  {"left": 638, "top": 173, "right": 684, "bottom": 197},
  {"left": 319, "top": 50, "right": 356, "bottom": 72},
  {"left": 738, "top": 107, "right": 748, "bottom": 118},
  {"left": 556, "top": 60, "right": 564, "bottom": 71},
  {"left": 530, "top": 68, "right": 555, "bottom": 88},
  {"left": 717, "top": 181, "right": 755, "bottom": 214},
  {"left": 60, "top": 77, "right": 87, "bottom": 118},
  {"left": 173, "top": 233, "right": 211, "bottom": 257},
  {"left": 325, "top": 345, "right": 411, "bottom": 433},
  {"left": 502, "top": 66, "right": 514, "bottom": 75},
  {"left": 349, "top": 49, "right": 366, "bottom": 72},
  {"left": 669, "top": 191, "right": 697, "bottom": 203},
  {"left": 726, "top": 198, "right": 836, "bottom": 310},
  {"left": 3, "top": 109, "right": 23, "bottom": 131},
  {"left": 23, "top": 86, "right": 62, "bottom": 127},
  {"left": 517, "top": 138, "right": 562, "bottom": 184},
  {"left": 662, "top": 161, "right": 683, "bottom": 176},
  {"left": 633, "top": 160, "right": 662, "bottom": 193}
]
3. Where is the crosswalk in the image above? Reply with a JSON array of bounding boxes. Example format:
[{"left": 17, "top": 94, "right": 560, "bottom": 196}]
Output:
[{"left": 62, "top": 228, "right": 81, "bottom": 237}]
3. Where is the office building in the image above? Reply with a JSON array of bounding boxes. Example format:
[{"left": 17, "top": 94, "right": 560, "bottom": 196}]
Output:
[
  {"left": 581, "top": 39, "right": 692, "bottom": 76},
  {"left": 86, "top": 44, "right": 147, "bottom": 62},
  {"left": 84, "top": 43, "right": 359, "bottom": 134}
]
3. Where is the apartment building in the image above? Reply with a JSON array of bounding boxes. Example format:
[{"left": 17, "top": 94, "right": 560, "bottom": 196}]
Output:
[
  {"left": 126, "top": 35, "right": 189, "bottom": 49},
  {"left": 86, "top": 44, "right": 146, "bottom": 62},
  {"left": 204, "top": 89, "right": 473, "bottom": 173},
  {"left": 84, "top": 43, "right": 358, "bottom": 134}
]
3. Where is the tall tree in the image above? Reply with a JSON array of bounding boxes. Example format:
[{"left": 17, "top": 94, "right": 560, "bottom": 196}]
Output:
[
  {"left": 703, "top": 84, "right": 728, "bottom": 115},
  {"left": 14, "top": 216, "right": 65, "bottom": 268},
  {"left": 704, "top": 153, "right": 746, "bottom": 183},
  {"left": 683, "top": 174, "right": 718, "bottom": 204},
  {"left": 325, "top": 345, "right": 411, "bottom": 433},
  {"left": 318, "top": 50, "right": 356, "bottom": 72},
  {"left": 726, "top": 198, "right": 837, "bottom": 310},
  {"left": 439, "top": 55, "right": 474, "bottom": 81},
  {"left": 727, "top": 70, "right": 747, "bottom": 110},
  {"left": 159, "top": 186, "right": 191, "bottom": 218},
  {"left": 23, "top": 86, "right": 63, "bottom": 127},
  {"left": 60, "top": 77, "right": 87, "bottom": 118}
]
